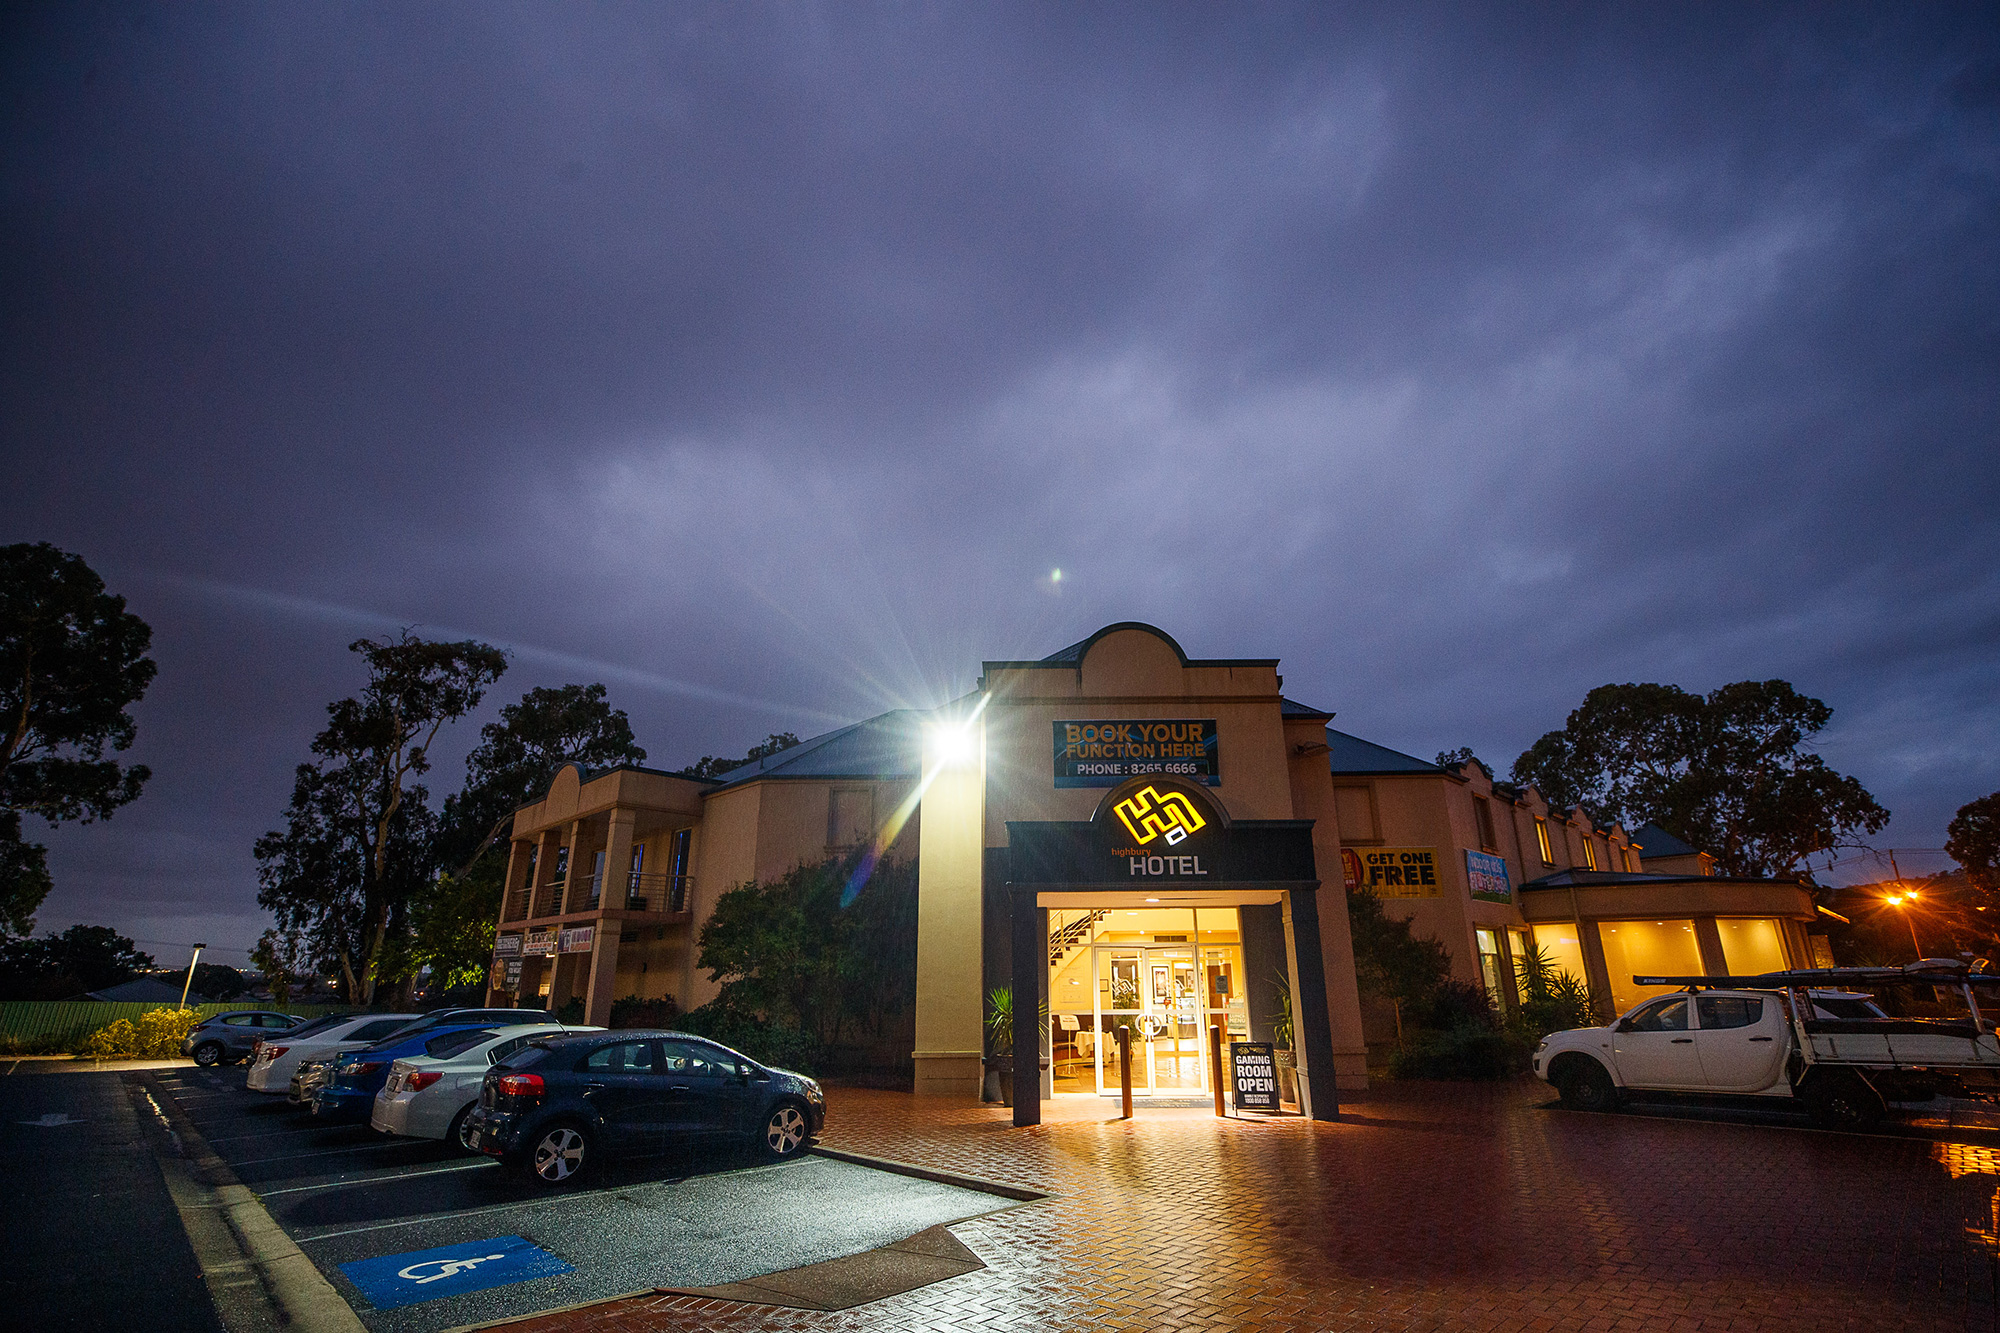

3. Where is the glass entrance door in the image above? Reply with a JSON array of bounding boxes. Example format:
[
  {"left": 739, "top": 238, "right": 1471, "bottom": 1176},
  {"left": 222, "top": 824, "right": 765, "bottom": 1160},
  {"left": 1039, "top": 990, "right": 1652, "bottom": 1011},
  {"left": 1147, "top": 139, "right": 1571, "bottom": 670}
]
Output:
[{"left": 1093, "top": 945, "right": 1202, "bottom": 1096}]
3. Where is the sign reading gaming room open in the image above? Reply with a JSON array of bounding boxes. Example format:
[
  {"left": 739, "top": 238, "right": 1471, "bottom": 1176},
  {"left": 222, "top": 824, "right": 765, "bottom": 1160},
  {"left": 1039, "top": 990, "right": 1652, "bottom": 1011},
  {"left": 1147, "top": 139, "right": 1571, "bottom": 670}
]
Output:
[{"left": 1053, "top": 720, "right": 1219, "bottom": 787}]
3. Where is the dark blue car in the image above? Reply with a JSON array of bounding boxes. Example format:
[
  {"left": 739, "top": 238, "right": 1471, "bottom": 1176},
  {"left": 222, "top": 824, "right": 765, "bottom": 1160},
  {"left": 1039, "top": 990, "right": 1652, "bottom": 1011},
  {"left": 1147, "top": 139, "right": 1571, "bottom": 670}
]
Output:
[
  {"left": 464, "top": 1029, "right": 825, "bottom": 1184},
  {"left": 311, "top": 1024, "right": 496, "bottom": 1120}
]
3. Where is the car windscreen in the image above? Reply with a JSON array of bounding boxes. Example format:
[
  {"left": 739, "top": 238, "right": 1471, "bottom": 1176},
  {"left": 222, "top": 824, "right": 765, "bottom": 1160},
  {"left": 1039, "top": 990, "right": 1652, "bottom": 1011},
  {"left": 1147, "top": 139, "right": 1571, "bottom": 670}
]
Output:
[
  {"left": 277, "top": 1013, "right": 352, "bottom": 1039},
  {"left": 424, "top": 1028, "right": 499, "bottom": 1059},
  {"left": 491, "top": 1044, "right": 555, "bottom": 1071}
]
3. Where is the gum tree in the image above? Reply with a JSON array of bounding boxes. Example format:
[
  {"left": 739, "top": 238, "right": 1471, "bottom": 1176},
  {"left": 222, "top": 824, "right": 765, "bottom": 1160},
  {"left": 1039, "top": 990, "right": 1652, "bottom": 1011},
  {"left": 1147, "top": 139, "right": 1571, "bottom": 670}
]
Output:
[
  {"left": 256, "top": 633, "right": 506, "bottom": 1002},
  {"left": 0, "top": 543, "right": 156, "bottom": 934}
]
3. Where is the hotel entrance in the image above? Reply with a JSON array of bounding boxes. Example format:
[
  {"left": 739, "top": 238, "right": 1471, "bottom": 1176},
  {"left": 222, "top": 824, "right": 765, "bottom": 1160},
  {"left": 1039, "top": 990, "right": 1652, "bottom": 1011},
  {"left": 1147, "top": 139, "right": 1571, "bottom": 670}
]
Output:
[{"left": 1049, "top": 907, "right": 1246, "bottom": 1099}]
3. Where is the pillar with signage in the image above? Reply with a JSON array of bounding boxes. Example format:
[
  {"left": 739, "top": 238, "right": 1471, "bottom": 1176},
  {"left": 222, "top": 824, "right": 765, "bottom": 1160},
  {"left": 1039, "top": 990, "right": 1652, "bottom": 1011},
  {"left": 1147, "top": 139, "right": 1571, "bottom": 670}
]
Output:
[{"left": 913, "top": 704, "right": 987, "bottom": 1098}]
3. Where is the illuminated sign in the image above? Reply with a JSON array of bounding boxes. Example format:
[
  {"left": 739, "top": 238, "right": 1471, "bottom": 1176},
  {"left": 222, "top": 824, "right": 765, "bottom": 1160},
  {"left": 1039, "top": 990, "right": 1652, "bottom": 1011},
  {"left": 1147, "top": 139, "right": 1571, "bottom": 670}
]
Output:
[
  {"left": 1350, "top": 847, "right": 1441, "bottom": 898},
  {"left": 557, "top": 926, "right": 595, "bottom": 954},
  {"left": 492, "top": 933, "right": 522, "bottom": 958},
  {"left": 1113, "top": 784, "right": 1209, "bottom": 847},
  {"left": 522, "top": 928, "right": 558, "bottom": 956},
  {"left": 1054, "top": 720, "right": 1218, "bottom": 787},
  {"left": 1466, "top": 849, "right": 1512, "bottom": 903}
]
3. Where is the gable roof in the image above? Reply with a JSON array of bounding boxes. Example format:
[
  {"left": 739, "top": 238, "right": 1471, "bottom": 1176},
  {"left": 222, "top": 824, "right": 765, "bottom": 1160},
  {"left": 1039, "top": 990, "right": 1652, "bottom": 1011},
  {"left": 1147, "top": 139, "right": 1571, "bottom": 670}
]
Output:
[
  {"left": 1325, "top": 728, "right": 1443, "bottom": 776},
  {"left": 1630, "top": 822, "right": 1701, "bottom": 859},
  {"left": 1280, "top": 697, "right": 1335, "bottom": 719},
  {"left": 708, "top": 708, "right": 925, "bottom": 788}
]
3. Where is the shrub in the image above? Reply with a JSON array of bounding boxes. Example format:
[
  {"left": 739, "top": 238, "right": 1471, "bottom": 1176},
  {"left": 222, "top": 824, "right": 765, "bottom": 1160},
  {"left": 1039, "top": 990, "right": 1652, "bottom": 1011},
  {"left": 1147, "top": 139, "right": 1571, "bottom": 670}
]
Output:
[
  {"left": 676, "top": 997, "right": 821, "bottom": 1074},
  {"left": 609, "top": 994, "right": 681, "bottom": 1029},
  {"left": 553, "top": 998, "right": 585, "bottom": 1025},
  {"left": 76, "top": 1007, "right": 202, "bottom": 1058},
  {"left": 1388, "top": 1023, "right": 1530, "bottom": 1080}
]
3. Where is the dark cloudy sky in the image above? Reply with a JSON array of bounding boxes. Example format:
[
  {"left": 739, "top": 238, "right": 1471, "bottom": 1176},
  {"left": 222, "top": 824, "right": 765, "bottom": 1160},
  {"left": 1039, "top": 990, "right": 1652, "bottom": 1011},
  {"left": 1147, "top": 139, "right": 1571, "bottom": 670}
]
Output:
[{"left": 5, "top": 4, "right": 1996, "bottom": 967}]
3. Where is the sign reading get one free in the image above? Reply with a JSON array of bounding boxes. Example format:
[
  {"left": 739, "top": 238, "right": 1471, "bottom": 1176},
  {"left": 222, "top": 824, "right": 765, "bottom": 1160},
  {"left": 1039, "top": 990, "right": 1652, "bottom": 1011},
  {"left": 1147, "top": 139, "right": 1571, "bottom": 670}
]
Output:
[{"left": 1343, "top": 846, "right": 1441, "bottom": 898}]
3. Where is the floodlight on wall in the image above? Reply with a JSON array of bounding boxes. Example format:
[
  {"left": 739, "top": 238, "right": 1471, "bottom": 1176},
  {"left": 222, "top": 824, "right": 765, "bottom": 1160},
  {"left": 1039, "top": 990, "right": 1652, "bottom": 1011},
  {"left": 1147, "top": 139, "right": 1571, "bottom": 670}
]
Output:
[{"left": 927, "top": 720, "right": 979, "bottom": 770}]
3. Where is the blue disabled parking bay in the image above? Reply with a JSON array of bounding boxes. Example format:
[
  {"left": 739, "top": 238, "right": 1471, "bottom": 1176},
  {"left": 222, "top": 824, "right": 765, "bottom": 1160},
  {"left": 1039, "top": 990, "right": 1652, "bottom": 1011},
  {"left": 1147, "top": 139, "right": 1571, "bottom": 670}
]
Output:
[{"left": 339, "top": 1236, "right": 575, "bottom": 1310}]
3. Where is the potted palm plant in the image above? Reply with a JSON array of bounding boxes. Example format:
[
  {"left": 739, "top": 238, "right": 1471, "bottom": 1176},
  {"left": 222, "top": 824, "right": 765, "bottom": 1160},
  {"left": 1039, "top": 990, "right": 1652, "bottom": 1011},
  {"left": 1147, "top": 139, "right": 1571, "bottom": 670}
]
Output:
[
  {"left": 985, "top": 987, "right": 1016, "bottom": 1106},
  {"left": 1270, "top": 975, "right": 1299, "bottom": 1106}
]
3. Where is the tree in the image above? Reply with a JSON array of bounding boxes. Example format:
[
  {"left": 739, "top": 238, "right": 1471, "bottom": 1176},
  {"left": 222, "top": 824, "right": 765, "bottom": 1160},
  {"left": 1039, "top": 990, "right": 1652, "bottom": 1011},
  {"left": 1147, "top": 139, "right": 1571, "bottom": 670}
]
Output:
[
  {"left": 371, "top": 684, "right": 650, "bottom": 996},
  {"left": 190, "top": 962, "right": 246, "bottom": 1001},
  {"left": 679, "top": 732, "right": 801, "bottom": 781},
  {"left": 1511, "top": 680, "right": 1889, "bottom": 879},
  {"left": 0, "top": 923, "right": 154, "bottom": 1000},
  {"left": 255, "top": 633, "right": 506, "bottom": 1003},
  {"left": 695, "top": 851, "right": 918, "bottom": 1053},
  {"left": 251, "top": 929, "right": 310, "bottom": 1007},
  {"left": 1948, "top": 792, "right": 2000, "bottom": 896},
  {"left": 436, "top": 683, "right": 647, "bottom": 880},
  {"left": 1345, "top": 889, "right": 1453, "bottom": 1014},
  {"left": 0, "top": 543, "right": 156, "bottom": 934}
]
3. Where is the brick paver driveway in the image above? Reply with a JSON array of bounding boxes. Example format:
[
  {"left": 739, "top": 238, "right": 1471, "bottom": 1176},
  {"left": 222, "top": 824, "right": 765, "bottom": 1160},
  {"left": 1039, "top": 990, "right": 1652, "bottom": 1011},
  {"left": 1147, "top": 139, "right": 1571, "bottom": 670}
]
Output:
[{"left": 499, "top": 1081, "right": 2000, "bottom": 1332}]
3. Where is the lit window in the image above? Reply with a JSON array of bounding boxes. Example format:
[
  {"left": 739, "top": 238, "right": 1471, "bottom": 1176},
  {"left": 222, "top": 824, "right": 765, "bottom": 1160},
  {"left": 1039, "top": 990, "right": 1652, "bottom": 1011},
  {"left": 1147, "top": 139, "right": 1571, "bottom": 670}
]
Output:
[
  {"left": 1582, "top": 838, "right": 1598, "bottom": 871},
  {"left": 1535, "top": 818, "right": 1553, "bottom": 865}
]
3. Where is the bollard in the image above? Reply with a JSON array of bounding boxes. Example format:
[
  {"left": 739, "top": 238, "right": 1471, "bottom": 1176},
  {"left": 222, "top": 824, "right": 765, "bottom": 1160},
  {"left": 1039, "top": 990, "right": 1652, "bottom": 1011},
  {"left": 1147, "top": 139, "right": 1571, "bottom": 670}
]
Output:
[
  {"left": 1210, "top": 1024, "right": 1227, "bottom": 1117},
  {"left": 1117, "top": 1023, "right": 1133, "bottom": 1120}
]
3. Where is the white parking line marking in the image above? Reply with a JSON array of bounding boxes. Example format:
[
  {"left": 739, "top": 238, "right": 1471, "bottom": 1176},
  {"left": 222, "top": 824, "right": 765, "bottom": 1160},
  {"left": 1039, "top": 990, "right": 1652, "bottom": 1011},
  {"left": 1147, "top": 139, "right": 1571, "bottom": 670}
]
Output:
[
  {"left": 257, "top": 1159, "right": 496, "bottom": 1197},
  {"left": 294, "top": 1188, "right": 613, "bottom": 1243},
  {"left": 231, "top": 1140, "right": 457, "bottom": 1167}
]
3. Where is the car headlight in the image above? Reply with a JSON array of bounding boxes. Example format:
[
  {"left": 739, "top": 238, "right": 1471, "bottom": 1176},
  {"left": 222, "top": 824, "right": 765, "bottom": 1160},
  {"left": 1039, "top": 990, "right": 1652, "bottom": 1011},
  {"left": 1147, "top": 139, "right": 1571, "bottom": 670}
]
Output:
[
  {"left": 1535, "top": 1039, "right": 1548, "bottom": 1053},
  {"left": 804, "top": 1080, "right": 824, "bottom": 1102}
]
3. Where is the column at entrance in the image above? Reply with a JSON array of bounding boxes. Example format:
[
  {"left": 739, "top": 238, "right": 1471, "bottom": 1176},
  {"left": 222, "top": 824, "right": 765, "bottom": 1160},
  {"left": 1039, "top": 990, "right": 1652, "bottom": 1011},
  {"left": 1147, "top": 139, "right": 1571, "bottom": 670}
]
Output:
[
  {"left": 913, "top": 715, "right": 987, "bottom": 1098},
  {"left": 584, "top": 811, "right": 636, "bottom": 1026}
]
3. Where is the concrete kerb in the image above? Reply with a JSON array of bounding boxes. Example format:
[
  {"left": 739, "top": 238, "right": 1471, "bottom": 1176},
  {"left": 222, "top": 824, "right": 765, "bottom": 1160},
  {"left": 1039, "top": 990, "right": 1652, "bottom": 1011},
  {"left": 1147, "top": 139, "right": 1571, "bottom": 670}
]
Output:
[
  {"left": 130, "top": 1070, "right": 368, "bottom": 1333},
  {"left": 807, "top": 1144, "right": 1047, "bottom": 1202}
]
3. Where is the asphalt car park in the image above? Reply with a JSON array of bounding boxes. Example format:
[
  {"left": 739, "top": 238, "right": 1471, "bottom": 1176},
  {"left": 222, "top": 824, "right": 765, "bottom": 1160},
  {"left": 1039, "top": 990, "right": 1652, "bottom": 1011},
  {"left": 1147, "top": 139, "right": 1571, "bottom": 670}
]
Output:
[{"left": 150, "top": 1064, "right": 1017, "bottom": 1332}]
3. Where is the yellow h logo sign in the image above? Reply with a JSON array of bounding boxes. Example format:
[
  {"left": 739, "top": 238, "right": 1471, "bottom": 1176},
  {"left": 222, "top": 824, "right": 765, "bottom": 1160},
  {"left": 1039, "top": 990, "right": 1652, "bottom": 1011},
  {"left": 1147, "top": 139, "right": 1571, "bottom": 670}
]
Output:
[{"left": 1113, "top": 785, "right": 1208, "bottom": 847}]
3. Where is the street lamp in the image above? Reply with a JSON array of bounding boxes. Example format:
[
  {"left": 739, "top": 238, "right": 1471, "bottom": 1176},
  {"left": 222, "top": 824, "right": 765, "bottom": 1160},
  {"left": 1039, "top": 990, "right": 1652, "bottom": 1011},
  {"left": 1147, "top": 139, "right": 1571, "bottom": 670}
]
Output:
[
  {"left": 180, "top": 942, "right": 207, "bottom": 1009},
  {"left": 1883, "top": 892, "right": 1924, "bottom": 961}
]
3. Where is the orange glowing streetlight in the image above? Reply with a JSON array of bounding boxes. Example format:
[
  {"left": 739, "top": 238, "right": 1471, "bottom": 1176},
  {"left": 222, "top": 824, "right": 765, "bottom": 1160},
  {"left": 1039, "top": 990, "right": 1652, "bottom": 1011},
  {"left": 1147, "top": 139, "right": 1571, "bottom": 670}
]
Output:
[{"left": 1883, "top": 888, "right": 1924, "bottom": 959}]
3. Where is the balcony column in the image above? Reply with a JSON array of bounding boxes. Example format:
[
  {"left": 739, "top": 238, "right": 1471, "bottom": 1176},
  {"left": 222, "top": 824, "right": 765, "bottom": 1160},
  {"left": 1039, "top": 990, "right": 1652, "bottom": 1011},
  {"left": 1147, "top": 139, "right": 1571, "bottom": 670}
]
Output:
[
  {"left": 561, "top": 819, "right": 585, "bottom": 915},
  {"left": 532, "top": 828, "right": 560, "bottom": 918},
  {"left": 499, "top": 839, "right": 528, "bottom": 923},
  {"left": 602, "top": 810, "right": 637, "bottom": 911}
]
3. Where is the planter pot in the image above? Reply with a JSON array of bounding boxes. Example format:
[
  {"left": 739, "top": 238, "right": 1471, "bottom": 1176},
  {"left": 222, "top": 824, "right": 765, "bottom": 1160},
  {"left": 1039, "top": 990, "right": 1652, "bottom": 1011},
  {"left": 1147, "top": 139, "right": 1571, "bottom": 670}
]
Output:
[
  {"left": 981, "top": 1069, "right": 1003, "bottom": 1103},
  {"left": 985, "top": 1055, "right": 1014, "bottom": 1108},
  {"left": 1275, "top": 1049, "right": 1298, "bottom": 1106}
]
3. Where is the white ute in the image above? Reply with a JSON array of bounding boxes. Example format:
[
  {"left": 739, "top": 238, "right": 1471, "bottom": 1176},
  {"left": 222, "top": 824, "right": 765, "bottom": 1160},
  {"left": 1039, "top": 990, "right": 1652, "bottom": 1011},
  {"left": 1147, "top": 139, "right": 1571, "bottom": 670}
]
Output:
[{"left": 1534, "top": 961, "right": 2000, "bottom": 1130}]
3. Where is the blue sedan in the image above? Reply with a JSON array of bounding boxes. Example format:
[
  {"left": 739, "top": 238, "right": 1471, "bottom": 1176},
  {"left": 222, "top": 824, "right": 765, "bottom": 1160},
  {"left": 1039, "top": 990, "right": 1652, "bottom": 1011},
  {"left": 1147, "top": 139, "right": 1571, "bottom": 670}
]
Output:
[{"left": 310, "top": 1024, "right": 496, "bottom": 1121}]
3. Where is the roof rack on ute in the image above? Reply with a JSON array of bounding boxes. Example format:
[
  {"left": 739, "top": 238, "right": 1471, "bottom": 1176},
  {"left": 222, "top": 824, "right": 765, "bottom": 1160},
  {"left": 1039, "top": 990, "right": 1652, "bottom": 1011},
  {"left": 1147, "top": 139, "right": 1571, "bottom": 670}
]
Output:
[{"left": 1633, "top": 959, "right": 1996, "bottom": 990}]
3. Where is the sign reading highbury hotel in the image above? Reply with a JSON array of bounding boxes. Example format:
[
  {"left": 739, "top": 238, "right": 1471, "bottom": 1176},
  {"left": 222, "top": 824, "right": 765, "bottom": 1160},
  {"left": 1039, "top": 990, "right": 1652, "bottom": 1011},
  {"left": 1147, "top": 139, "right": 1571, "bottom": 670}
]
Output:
[{"left": 1053, "top": 720, "right": 1219, "bottom": 787}]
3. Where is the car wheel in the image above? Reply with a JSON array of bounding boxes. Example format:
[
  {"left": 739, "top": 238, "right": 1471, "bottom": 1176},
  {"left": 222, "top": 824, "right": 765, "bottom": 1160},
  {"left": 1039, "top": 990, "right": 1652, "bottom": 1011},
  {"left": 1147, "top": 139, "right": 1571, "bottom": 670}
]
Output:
[
  {"left": 1807, "top": 1072, "right": 1884, "bottom": 1131},
  {"left": 526, "top": 1123, "right": 592, "bottom": 1185},
  {"left": 1557, "top": 1059, "right": 1619, "bottom": 1113},
  {"left": 448, "top": 1104, "right": 479, "bottom": 1156},
  {"left": 760, "top": 1101, "right": 810, "bottom": 1159},
  {"left": 192, "top": 1042, "right": 225, "bottom": 1068}
]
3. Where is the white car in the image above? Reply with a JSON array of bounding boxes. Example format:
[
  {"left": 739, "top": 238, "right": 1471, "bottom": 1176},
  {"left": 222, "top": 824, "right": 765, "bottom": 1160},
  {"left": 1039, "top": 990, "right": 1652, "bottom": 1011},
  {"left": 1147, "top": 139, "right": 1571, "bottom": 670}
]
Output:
[
  {"left": 371, "top": 1023, "right": 602, "bottom": 1151},
  {"left": 244, "top": 1012, "right": 422, "bottom": 1093}
]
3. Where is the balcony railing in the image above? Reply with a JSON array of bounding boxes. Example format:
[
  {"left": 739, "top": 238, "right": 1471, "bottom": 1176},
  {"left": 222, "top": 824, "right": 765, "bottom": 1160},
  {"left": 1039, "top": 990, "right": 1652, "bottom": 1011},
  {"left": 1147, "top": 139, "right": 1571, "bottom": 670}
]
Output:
[{"left": 509, "top": 872, "right": 693, "bottom": 920}]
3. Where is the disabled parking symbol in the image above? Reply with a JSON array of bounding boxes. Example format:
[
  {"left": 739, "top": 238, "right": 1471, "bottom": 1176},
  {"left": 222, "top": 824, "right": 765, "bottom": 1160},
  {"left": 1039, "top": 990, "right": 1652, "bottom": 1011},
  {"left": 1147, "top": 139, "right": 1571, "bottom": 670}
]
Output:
[{"left": 339, "top": 1236, "right": 574, "bottom": 1309}]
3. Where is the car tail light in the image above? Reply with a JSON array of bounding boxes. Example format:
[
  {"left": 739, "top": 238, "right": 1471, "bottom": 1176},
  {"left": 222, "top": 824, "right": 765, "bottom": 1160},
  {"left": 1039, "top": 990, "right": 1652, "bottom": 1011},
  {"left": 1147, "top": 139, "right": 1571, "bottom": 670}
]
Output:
[
  {"left": 405, "top": 1070, "right": 443, "bottom": 1092},
  {"left": 496, "top": 1072, "right": 544, "bottom": 1101},
  {"left": 353, "top": 1061, "right": 385, "bottom": 1076},
  {"left": 264, "top": 1046, "right": 289, "bottom": 1062}
]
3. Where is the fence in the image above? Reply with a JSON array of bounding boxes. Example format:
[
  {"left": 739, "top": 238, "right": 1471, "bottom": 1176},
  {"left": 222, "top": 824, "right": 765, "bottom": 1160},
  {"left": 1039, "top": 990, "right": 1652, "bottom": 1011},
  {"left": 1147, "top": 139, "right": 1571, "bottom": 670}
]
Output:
[{"left": 0, "top": 1001, "right": 354, "bottom": 1049}]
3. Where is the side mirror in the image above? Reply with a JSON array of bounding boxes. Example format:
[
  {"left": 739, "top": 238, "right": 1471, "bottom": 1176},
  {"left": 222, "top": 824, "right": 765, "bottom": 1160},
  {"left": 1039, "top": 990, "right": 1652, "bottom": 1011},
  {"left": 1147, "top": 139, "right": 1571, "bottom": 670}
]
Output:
[{"left": 1614, "top": 1018, "right": 1636, "bottom": 1033}]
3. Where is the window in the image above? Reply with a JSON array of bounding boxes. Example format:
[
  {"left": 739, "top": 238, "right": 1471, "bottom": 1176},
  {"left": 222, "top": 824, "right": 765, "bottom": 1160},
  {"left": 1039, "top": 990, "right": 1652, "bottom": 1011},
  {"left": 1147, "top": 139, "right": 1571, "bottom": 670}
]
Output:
[
  {"left": 580, "top": 1041, "right": 654, "bottom": 1074},
  {"left": 493, "top": 1044, "right": 552, "bottom": 1071},
  {"left": 658, "top": 1041, "right": 728, "bottom": 1077},
  {"left": 553, "top": 846, "right": 569, "bottom": 882},
  {"left": 1696, "top": 996, "right": 1763, "bottom": 1030},
  {"left": 1716, "top": 918, "right": 1788, "bottom": 975},
  {"left": 259, "top": 1014, "right": 296, "bottom": 1028},
  {"left": 524, "top": 846, "right": 539, "bottom": 883},
  {"left": 1506, "top": 928, "right": 1532, "bottom": 1001},
  {"left": 669, "top": 828, "right": 692, "bottom": 878},
  {"left": 351, "top": 1019, "right": 412, "bottom": 1042},
  {"left": 1597, "top": 920, "right": 1705, "bottom": 1012},
  {"left": 425, "top": 1028, "right": 498, "bottom": 1059},
  {"left": 1534, "top": 818, "right": 1554, "bottom": 865},
  {"left": 1334, "top": 787, "right": 1377, "bottom": 842},
  {"left": 487, "top": 1035, "right": 536, "bottom": 1064},
  {"left": 830, "top": 788, "right": 874, "bottom": 849},
  {"left": 1475, "top": 929, "right": 1504, "bottom": 1005},
  {"left": 1623, "top": 996, "right": 1691, "bottom": 1032},
  {"left": 1581, "top": 837, "right": 1598, "bottom": 871},
  {"left": 1473, "top": 796, "right": 1498, "bottom": 851}
]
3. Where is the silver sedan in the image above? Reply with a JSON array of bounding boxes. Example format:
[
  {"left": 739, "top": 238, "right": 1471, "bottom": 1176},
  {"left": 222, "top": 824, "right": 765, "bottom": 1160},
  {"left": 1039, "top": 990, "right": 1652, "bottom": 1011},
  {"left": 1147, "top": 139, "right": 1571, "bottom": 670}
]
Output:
[{"left": 371, "top": 1023, "right": 601, "bottom": 1151}]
